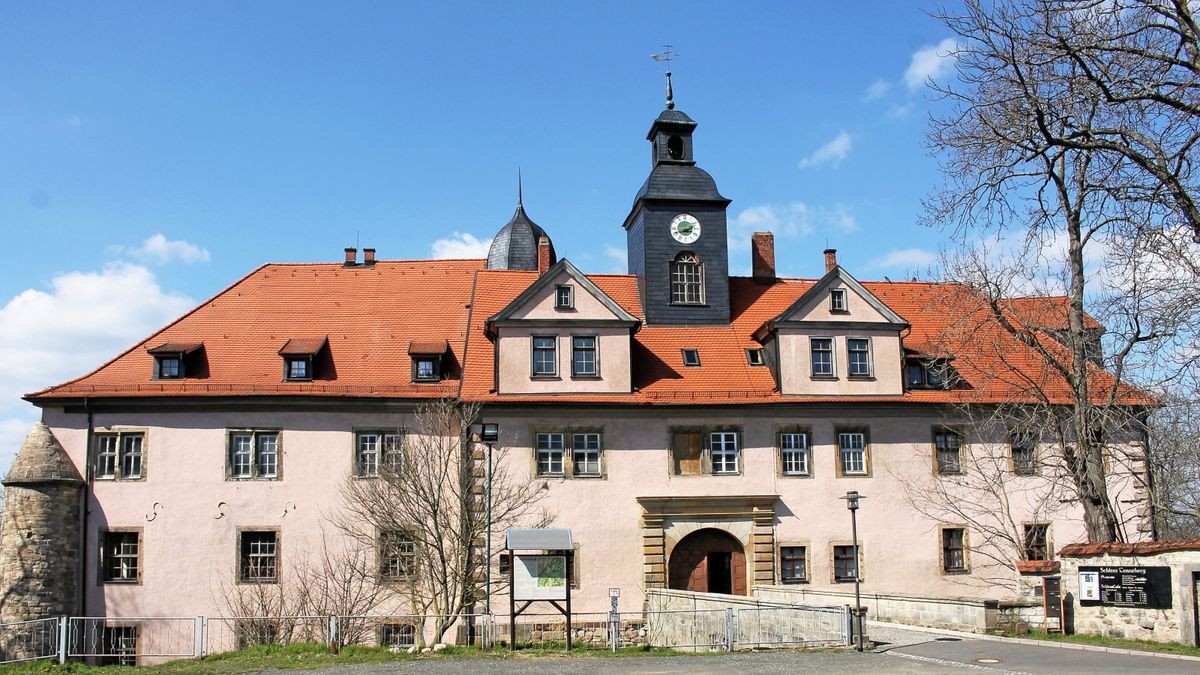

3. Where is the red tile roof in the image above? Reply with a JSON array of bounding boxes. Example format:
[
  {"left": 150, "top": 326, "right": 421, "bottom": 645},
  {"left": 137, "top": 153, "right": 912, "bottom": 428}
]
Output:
[
  {"left": 1060, "top": 538, "right": 1200, "bottom": 557},
  {"left": 1015, "top": 560, "right": 1061, "bottom": 574},
  {"left": 26, "top": 259, "right": 1148, "bottom": 408}
]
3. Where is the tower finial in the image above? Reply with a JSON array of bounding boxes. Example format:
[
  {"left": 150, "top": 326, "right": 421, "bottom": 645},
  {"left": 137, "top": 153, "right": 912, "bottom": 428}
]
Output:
[
  {"left": 518, "top": 167, "right": 523, "bottom": 207},
  {"left": 651, "top": 44, "right": 679, "bottom": 110}
]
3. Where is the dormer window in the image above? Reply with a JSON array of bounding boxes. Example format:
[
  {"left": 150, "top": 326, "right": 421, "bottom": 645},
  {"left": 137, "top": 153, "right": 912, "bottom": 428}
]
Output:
[
  {"left": 408, "top": 339, "right": 450, "bottom": 383},
  {"left": 157, "top": 356, "right": 182, "bottom": 379},
  {"left": 906, "top": 359, "right": 951, "bottom": 389},
  {"left": 147, "top": 342, "right": 204, "bottom": 380},
  {"left": 285, "top": 357, "right": 311, "bottom": 381},
  {"left": 746, "top": 348, "right": 765, "bottom": 366},
  {"left": 278, "top": 337, "right": 327, "bottom": 382},
  {"left": 555, "top": 285, "right": 574, "bottom": 310},
  {"left": 830, "top": 289, "right": 847, "bottom": 312},
  {"left": 682, "top": 349, "right": 701, "bottom": 367}
]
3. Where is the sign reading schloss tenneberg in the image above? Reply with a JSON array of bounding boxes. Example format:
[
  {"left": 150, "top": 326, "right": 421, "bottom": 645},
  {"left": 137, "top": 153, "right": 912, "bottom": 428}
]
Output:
[{"left": 1078, "top": 566, "right": 1171, "bottom": 609}]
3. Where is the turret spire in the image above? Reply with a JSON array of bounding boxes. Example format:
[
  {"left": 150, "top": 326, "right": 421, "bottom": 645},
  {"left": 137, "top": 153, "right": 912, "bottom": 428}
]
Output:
[
  {"left": 518, "top": 167, "right": 523, "bottom": 207},
  {"left": 651, "top": 45, "right": 679, "bottom": 110}
]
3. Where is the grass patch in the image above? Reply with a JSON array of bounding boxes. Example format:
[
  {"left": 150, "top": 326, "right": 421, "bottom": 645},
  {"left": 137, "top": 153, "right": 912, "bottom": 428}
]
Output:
[
  {"left": 993, "top": 629, "right": 1200, "bottom": 658},
  {"left": 0, "top": 642, "right": 705, "bottom": 673}
]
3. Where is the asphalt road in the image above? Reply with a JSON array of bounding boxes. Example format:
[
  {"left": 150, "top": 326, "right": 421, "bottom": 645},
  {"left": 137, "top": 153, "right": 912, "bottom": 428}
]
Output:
[{"left": 262, "top": 625, "right": 1200, "bottom": 674}]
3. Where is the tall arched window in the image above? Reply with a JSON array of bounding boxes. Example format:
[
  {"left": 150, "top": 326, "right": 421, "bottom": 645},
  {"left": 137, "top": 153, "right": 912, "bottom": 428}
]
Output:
[{"left": 670, "top": 252, "right": 704, "bottom": 304}]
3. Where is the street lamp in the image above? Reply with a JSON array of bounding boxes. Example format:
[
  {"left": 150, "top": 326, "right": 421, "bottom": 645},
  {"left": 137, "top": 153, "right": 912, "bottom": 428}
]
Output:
[
  {"left": 481, "top": 423, "right": 499, "bottom": 613},
  {"left": 839, "top": 490, "right": 866, "bottom": 652}
]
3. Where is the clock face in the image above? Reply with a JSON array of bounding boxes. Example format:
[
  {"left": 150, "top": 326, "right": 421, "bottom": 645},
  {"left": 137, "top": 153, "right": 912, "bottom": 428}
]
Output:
[{"left": 670, "top": 213, "right": 702, "bottom": 244}]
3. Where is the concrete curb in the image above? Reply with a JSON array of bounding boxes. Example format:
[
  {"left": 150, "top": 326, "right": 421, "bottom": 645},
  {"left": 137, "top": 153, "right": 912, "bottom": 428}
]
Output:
[{"left": 866, "top": 619, "right": 1200, "bottom": 663}]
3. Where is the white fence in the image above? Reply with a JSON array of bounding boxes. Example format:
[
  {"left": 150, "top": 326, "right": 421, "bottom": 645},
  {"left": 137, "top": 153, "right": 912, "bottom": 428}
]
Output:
[{"left": 0, "top": 602, "right": 851, "bottom": 665}]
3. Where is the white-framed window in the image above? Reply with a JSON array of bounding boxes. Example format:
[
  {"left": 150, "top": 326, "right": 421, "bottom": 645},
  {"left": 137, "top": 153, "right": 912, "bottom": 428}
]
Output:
[
  {"left": 830, "top": 288, "right": 847, "bottom": 312},
  {"left": 536, "top": 432, "right": 565, "bottom": 476},
  {"left": 780, "top": 431, "right": 810, "bottom": 476},
  {"left": 669, "top": 252, "right": 704, "bottom": 304},
  {"left": 228, "top": 431, "right": 280, "bottom": 480},
  {"left": 94, "top": 432, "right": 144, "bottom": 480},
  {"left": 746, "top": 348, "right": 765, "bottom": 366},
  {"left": 572, "top": 336, "right": 598, "bottom": 377},
  {"left": 356, "top": 431, "right": 403, "bottom": 477},
  {"left": 284, "top": 357, "right": 311, "bottom": 381},
  {"left": 847, "top": 338, "right": 872, "bottom": 377},
  {"left": 101, "top": 530, "right": 140, "bottom": 583},
  {"left": 838, "top": 431, "right": 867, "bottom": 476},
  {"left": 379, "top": 529, "right": 416, "bottom": 581},
  {"left": 555, "top": 285, "right": 574, "bottom": 309},
  {"left": 710, "top": 431, "right": 739, "bottom": 474},
  {"left": 532, "top": 336, "right": 557, "bottom": 377},
  {"left": 239, "top": 530, "right": 278, "bottom": 583},
  {"left": 811, "top": 338, "right": 835, "bottom": 377},
  {"left": 412, "top": 357, "right": 441, "bottom": 382},
  {"left": 934, "top": 427, "right": 963, "bottom": 475},
  {"left": 572, "top": 432, "right": 602, "bottom": 477}
]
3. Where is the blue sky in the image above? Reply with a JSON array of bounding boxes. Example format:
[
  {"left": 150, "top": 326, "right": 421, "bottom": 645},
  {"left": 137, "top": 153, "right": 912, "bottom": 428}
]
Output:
[{"left": 0, "top": 2, "right": 961, "bottom": 463}]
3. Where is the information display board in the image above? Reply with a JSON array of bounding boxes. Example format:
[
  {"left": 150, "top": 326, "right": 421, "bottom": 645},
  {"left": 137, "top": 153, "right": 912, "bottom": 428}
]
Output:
[
  {"left": 513, "top": 554, "right": 567, "bottom": 601},
  {"left": 1078, "top": 566, "right": 1172, "bottom": 609}
]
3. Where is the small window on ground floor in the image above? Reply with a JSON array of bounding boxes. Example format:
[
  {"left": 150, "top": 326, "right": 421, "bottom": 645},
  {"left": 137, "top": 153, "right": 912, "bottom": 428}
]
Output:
[
  {"left": 780, "top": 545, "right": 807, "bottom": 584},
  {"left": 833, "top": 545, "right": 860, "bottom": 583}
]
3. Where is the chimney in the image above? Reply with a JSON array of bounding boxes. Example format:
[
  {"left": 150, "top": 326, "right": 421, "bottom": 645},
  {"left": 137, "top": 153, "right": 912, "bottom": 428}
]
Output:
[
  {"left": 537, "top": 236, "right": 551, "bottom": 275},
  {"left": 363, "top": 248, "right": 376, "bottom": 266},
  {"left": 824, "top": 248, "right": 838, "bottom": 274},
  {"left": 344, "top": 247, "right": 357, "bottom": 267},
  {"left": 751, "top": 232, "right": 776, "bottom": 284}
]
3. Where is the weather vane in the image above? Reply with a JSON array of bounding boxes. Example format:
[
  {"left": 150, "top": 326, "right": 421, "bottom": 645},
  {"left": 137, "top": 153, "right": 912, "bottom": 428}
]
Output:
[{"left": 651, "top": 44, "right": 679, "bottom": 110}]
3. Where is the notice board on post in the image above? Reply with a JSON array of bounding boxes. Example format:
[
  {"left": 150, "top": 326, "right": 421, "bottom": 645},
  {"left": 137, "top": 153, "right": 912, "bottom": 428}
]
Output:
[
  {"left": 513, "top": 554, "right": 568, "bottom": 601},
  {"left": 1078, "top": 566, "right": 1172, "bottom": 609}
]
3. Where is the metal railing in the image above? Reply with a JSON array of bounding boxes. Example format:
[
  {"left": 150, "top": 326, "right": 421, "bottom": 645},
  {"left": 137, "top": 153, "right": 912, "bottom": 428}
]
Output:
[
  {"left": 0, "top": 617, "right": 60, "bottom": 664},
  {"left": 0, "top": 603, "right": 853, "bottom": 665},
  {"left": 736, "top": 603, "right": 851, "bottom": 648}
]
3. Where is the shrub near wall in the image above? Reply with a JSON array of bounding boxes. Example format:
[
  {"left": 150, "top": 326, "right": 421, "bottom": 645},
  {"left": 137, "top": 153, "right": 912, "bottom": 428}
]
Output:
[{"left": 1059, "top": 540, "right": 1200, "bottom": 645}]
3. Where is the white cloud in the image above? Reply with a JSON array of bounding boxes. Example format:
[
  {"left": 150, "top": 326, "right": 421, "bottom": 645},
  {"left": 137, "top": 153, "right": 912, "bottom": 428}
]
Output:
[
  {"left": 829, "top": 205, "right": 858, "bottom": 234},
  {"left": 604, "top": 245, "right": 627, "bottom": 272},
  {"left": 64, "top": 115, "right": 83, "bottom": 128},
  {"left": 730, "top": 203, "right": 815, "bottom": 252},
  {"left": 798, "top": 131, "right": 853, "bottom": 169},
  {"left": 0, "top": 263, "right": 194, "bottom": 474},
  {"left": 887, "top": 103, "right": 914, "bottom": 119},
  {"left": 905, "top": 38, "right": 958, "bottom": 92},
  {"left": 864, "top": 79, "right": 891, "bottom": 101},
  {"left": 870, "top": 248, "right": 936, "bottom": 269},
  {"left": 131, "top": 234, "right": 210, "bottom": 265},
  {"left": 431, "top": 232, "right": 492, "bottom": 259}
]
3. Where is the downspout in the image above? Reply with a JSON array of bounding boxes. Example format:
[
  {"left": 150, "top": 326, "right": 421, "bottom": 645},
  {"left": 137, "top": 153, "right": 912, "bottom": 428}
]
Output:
[{"left": 80, "top": 398, "right": 93, "bottom": 618}]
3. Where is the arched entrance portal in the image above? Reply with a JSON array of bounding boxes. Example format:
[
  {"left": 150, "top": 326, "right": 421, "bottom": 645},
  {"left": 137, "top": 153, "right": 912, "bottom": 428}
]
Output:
[{"left": 667, "top": 528, "right": 747, "bottom": 595}]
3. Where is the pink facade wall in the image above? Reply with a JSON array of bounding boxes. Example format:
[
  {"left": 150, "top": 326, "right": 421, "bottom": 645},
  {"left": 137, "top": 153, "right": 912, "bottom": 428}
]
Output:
[{"left": 39, "top": 404, "right": 1145, "bottom": 620}]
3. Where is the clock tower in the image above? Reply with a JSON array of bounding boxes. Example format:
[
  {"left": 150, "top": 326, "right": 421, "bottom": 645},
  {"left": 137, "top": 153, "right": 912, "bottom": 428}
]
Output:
[{"left": 623, "top": 99, "right": 731, "bottom": 325}]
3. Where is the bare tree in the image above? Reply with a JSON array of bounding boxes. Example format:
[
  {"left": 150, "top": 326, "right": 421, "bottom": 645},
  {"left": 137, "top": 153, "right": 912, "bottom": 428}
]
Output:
[
  {"left": 1147, "top": 390, "right": 1200, "bottom": 538},
  {"left": 925, "top": 0, "right": 1200, "bottom": 541},
  {"left": 335, "top": 398, "right": 549, "bottom": 645}
]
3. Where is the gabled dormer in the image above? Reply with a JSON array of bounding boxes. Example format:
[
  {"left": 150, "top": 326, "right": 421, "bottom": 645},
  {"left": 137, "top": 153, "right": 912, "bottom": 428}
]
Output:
[
  {"left": 488, "top": 259, "right": 640, "bottom": 394},
  {"left": 756, "top": 253, "right": 909, "bottom": 396}
]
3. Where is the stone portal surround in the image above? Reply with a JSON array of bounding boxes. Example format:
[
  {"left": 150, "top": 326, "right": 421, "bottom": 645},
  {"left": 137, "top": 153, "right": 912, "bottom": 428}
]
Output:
[{"left": 638, "top": 495, "right": 778, "bottom": 593}]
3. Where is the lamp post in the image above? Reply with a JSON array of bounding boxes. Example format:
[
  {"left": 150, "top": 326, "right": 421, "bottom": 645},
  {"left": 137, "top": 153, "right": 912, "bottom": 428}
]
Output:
[
  {"left": 839, "top": 490, "right": 866, "bottom": 652},
  {"left": 481, "top": 423, "right": 499, "bottom": 613}
]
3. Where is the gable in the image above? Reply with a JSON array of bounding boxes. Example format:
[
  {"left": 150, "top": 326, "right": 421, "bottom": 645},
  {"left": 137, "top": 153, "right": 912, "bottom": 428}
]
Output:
[
  {"left": 489, "top": 259, "right": 640, "bottom": 326},
  {"left": 770, "top": 267, "right": 908, "bottom": 328}
]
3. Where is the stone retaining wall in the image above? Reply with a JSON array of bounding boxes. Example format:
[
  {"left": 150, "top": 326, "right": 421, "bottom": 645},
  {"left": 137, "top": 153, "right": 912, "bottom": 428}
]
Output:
[{"left": 754, "top": 585, "right": 999, "bottom": 633}]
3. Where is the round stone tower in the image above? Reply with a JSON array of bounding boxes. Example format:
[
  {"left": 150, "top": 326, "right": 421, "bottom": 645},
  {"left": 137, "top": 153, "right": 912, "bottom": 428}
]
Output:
[{"left": 0, "top": 421, "right": 84, "bottom": 625}]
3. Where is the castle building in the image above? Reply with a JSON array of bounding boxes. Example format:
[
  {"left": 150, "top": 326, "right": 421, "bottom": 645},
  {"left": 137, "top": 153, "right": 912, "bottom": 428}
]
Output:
[{"left": 9, "top": 89, "right": 1150, "bottom": 642}]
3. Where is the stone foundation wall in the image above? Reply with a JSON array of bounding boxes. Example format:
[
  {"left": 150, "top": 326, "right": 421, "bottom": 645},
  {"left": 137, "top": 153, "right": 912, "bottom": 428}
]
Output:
[{"left": 1060, "top": 549, "right": 1200, "bottom": 645}]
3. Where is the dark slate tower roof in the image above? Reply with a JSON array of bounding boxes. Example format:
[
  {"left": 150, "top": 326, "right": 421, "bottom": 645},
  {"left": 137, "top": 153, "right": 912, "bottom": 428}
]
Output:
[
  {"left": 4, "top": 421, "right": 83, "bottom": 486},
  {"left": 486, "top": 200, "right": 557, "bottom": 271}
]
